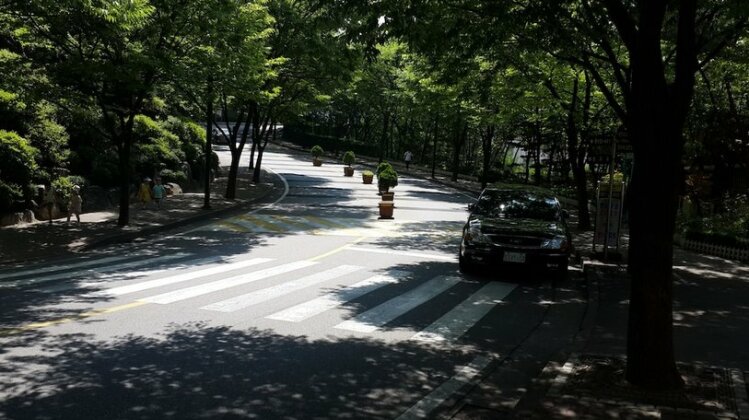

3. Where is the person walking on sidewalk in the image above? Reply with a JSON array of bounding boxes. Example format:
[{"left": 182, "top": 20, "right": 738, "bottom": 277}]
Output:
[
  {"left": 152, "top": 177, "right": 166, "bottom": 210},
  {"left": 137, "top": 177, "right": 152, "bottom": 209},
  {"left": 42, "top": 185, "right": 56, "bottom": 224},
  {"left": 66, "top": 185, "right": 82, "bottom": 224},
  {"left": 403, "top": 150, "right": 413, "bottom": 170}
]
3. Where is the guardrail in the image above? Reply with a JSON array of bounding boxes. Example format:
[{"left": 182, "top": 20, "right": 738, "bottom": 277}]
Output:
[{"left": 676, "top": 235, "right": 749, "bottom": 262}]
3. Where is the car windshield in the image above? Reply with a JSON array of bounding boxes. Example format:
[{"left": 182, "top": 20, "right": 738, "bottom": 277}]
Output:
[{"left": 474, "top": 190, "right": 559, "bottom": 221}]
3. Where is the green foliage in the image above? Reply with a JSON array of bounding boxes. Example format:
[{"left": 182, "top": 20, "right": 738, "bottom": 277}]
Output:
[
  {"left": 310, "top": 145, "right": 323, "bottom": 158},
  {"left": 25, "top": 101, "right": 70, "bottom": 183},
  {"left": 89, "top": 150, "right": 120, "bottom": 187},
  {"left": 679, "top": 194, "right": 749, "bottom": 242},
  {"left": 132, "top": 115, "right": 185, "bottom": 177},
  {"left": 377, "top": 166, "right": 398, "bottom": 191},
  {"left": 0, "top": 180, "right": 21, "bottom": 212},
  {"left": 376, "top": 161, "right": 393, "bottom": 177},
  {"left": 51, "top": 176, "right": 77, "bottom": 205},
  {"left": 159, "top": 169, "right": 188, "bottom": 185},
  {"left": 161, "top": 117, "right": 205, "bottom": 180},
  {"left": 342, "top": 150, "right": 356, "bottom": 166},
  {"left": 362, "top": 170, "right": 374, "bottom": 176},
  {"left": 0, "top": 130, "right": 38, "bottom": 188}
]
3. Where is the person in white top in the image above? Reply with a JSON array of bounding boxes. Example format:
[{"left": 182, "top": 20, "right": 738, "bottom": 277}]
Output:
[{"left": 403, "top": 150, "right": 413, "bottom": 170}]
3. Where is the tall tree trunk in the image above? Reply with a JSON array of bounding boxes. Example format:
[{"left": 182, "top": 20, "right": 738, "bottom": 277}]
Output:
[
  {"left": 481, "top": 125, "right": 495, "bottom": 189},
  {"left": 534, "top": 110, "right": 542, "bottom": 185},
  {"left": 226, "top": 152, "right": 241, "bottom": 200},
  {"left": 451, "top": 122, "right": 467, "bottom": 182},
  {"left": 203, "top": 81, "right": 213, "bottom": 210},
  {"left": 624, "top": 0, "right": 697, "bottom": 389},
  {"left": 253, "top": 120, "right": 276, "bottom": 184},
  {"left": 626, "top": 118, "right": 683, "bottom": 389},
  {"left": 116, "top": 132, "right": 132, "bottom": 226},
  {"left": 380, "top": 112, "right": 389, "bottom": 162},
  {"left": 565, "top": 76, "right": 592, "bottom": 230},
  {"left": 226, "top": 110, "right": 252, "bottom": 199}
]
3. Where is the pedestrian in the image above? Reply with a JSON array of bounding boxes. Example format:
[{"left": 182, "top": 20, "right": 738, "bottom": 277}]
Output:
[
  {"left": 152, "top": 177, "right": 166, "bottom": 210},
  {"left": 43, "top": 184, "right": 56, "bottom": 224},
  {"left": 67, "top": 185, "right": 82, "bottom": 224},
  {"left": 403, "top": 150, "right": 413, "bottom": 170},
  {"left": 137, "top": 177, "right": 152, "bottom": 209}
]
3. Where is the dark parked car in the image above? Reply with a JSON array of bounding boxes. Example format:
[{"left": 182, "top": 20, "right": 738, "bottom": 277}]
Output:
[{"left": 459, "top": 188, "right": 572, "bottom": 276}]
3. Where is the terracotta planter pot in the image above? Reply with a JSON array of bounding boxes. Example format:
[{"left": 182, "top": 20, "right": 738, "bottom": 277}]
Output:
[
  {"left": 344, "top": 167, "right": 354, "bottom": 177},
  {"left": 381, "top": 192, "right": 394, "bottom": 201},
  {"left": 378, "top": 201, "right": 394, "bottom": 219},
  {"left": 362, "top": 174, "right": 373, "bottom": 184},
  {"left": 313, "top": 158, "right": 323, "bottom": 166}
]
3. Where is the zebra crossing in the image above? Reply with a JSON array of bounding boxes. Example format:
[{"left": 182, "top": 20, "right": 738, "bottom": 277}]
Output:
[{"left": 2, "top": 252, "right": 517, "bottom": 345}]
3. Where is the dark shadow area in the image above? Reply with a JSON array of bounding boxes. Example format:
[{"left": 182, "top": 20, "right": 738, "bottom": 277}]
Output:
[{"left": 0, "top": 324, "right": 470, "bottom": 420}]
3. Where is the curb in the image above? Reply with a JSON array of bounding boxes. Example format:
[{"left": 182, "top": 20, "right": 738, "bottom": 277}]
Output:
[{"left": 81, "top": 183, "right": 278, "bottom": 252}]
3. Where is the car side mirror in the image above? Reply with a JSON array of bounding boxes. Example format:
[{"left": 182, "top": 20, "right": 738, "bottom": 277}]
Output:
[{"left": 468, "top": 203, "right": 476, "bottom": 212}]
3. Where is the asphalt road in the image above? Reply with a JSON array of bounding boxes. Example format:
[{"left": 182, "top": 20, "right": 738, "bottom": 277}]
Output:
[{"left": 0, "top": 149, "right": 585, "bottom": 419}]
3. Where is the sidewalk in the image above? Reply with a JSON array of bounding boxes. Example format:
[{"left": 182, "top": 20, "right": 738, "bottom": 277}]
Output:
[{"left": 0, "top": 168, "right": 277, "bottom": 266}]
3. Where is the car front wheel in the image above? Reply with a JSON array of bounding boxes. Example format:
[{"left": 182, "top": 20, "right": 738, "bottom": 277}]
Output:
[{"left": 459, "top": 254, "right": 475, "bottom": 274}]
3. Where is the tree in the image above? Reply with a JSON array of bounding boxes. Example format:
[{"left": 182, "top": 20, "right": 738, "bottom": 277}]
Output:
[
  {"left": 526, "top": 0, "right": 748, "bottom": 389},
  {"left": 8, "top": 0, "right": 223, "bottom": 225},
  {"left": 168, "top": 0, "right": 274, "bottom": 200}
]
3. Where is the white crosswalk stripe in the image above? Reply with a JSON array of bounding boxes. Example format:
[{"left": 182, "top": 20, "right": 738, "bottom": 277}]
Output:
[
  {"left": 266, "top": 271, "right": 410, "bottom": 323},
  {"left": 0, "top": 254, "right": 136, "bottom": 282},
  {"left": 201, "top": 265, "right": 363, "bottom": 313},
  {"left": 0, "top": 253, "right": 191, "bottom": 288},
  {"left": 410, "top": 281, "right": 516, "bottom": 343},
  {"left": 140, "top": 260, "right": 317, "bottom": 304},
  {"left": 334, "top": 276, "right": 462, "bottom": 333},
  {"left": 99, "top": 257, "right": 274, "bottom": 296}
]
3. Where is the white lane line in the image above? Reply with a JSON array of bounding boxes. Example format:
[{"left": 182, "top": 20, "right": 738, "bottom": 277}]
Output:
[
  {"left": 140, "top": 260, "right": 317, "bottom": 304},
  {"left": 266, "top": 271, "right": 410, "bottom": 323},
  {"left": 0, "top": 253, "right": 190, "bottom": 288},
  {"left": 334, "top": 276, "right": 462, "bottom": 333},
  {"left": 99, "top": 258, "right": 274, "bottom": 296},
  {"left": 0, "top": 254, "right": 135, "bottom": 282},
  {"left": 411, "top": 281, "right": 516, "bottom": 343},
  {"left": 396, "top": 355, "right": 492, "bottom": 420},
  {"left": 201, "top": 265, "right": 363, "bottom": 313},
  {"left": 346, "top": 246, "right": 456, "bottom": 262}
]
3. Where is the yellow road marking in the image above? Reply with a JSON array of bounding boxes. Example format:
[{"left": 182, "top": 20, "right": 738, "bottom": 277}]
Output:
[
  {"left": 308, "top": 236, "right": 367, "bottom": 262},
  {"left": 218, "top": 220, "right": 251, "bottom": 232},
  {"left": 238, "top": 214, "right": 286, "bottom": 233},
  {"left": 269, "top": 215, "right": 317, "bottom": 231}
]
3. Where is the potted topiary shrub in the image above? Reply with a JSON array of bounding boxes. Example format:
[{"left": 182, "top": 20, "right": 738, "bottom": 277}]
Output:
[
  {"left": 375, "top": 162, "right": 393, "bottom": 194},
  {"left": 362, "top": 170, "right": 374, "bottom": 184},
  {"left": 377, "top": 166, "right": 398, "bottom": 201},
  {"left": 311, "top": 145, "right": 323, "bottom": 166},
  {"left": 342, "top": 151, "right": 355, "bottom": 176}
]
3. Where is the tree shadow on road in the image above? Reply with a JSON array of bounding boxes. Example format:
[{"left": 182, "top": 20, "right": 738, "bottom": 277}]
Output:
[{"left": 0, "top": 323, "right": 469, "bottom": 420}]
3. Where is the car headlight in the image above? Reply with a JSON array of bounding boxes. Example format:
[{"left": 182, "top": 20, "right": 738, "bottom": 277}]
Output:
[
  {"left": 541, "top": 236, "right": 569, "bottom": 250},
  {"left": 464, "top": 221, "right": 492, "bottom": 244}
]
